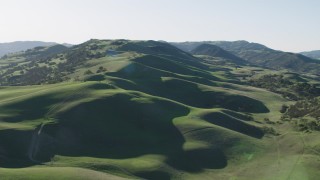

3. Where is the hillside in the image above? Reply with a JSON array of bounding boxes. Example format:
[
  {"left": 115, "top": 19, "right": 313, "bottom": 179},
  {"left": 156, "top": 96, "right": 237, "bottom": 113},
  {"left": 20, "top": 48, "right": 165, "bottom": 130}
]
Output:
[
  {"left": 191, "top": 44, "right": 247, "bottom": 65},
  {"left": 173, "top": 41, "right": 320, "bottom": 74},
  {"left": 0, "top": 44, "right": 69, "bottom": 85},
  {"left": 301, "top": 50, "right": 320, "bottom": 60},
  {"left": 0, "top": 39, "right": 319, "bottom": 179},
  {"left": 0, "top": 41, "right": 63, "bottom": 57}
]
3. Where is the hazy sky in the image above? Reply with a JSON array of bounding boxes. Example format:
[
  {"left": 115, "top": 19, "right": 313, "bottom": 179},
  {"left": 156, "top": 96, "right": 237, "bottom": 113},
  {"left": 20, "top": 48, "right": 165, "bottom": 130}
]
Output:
[{"left": 0, "top": 0, "right": 319, "bottom": 52}]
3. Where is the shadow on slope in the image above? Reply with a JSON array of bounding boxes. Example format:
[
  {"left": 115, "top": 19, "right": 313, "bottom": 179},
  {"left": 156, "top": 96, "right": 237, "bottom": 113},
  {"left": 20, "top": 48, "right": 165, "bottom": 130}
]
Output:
[
  {"left": 101, "top": 55, "right": 220, "bottom": 83},
  {"left": 49, "top": 93, "right": 189, "bottom": 159},
  {"left": 201, "top": 112, "right": 264, "bottom": 139},
  {"left": 0, "top": 91, "right": 231, "bottom": 179},
  {"left": 108, "top": 74, "right": 269, "bottom": 113},
  {"left": 0, "top": 94, "right": 63, "bottom": 123},
  {"left": 0, "top": 83, "right": 270, "bottom": 179},
  {"left": 39, "top": 93, "right": 230, "bottom": 175},
  {"left": 133, "top": 55, "right": 214, "bottom": 79},
  {"left": 0, "top": 129, "right": 35, "bottom": 168}
]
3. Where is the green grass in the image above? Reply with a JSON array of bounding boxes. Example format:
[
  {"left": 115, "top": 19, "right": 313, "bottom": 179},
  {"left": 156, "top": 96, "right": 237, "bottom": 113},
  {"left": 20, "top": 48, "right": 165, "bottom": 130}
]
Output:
[
  {"left": 0, "top": 167, "right": 128, "bottom": 179},
  {"left": 0, "top": 82, "right": 251, "bottom": 178},
  {"left": 0, "top": 74, "right": 318, "bottom": 179}
]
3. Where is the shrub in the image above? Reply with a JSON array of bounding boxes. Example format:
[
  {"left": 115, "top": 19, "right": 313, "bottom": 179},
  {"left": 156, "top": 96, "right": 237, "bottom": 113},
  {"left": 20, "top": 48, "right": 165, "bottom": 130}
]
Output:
[
  {"left": 280, "top": 105, "right": 289, "bottom": 113},
  {"left": 84, "top": 70, "right": 93, "bottom": 75}
]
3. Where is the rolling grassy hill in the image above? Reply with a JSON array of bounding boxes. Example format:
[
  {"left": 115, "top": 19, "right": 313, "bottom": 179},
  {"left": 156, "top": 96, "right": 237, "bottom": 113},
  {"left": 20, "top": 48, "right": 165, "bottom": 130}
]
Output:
[{"left": 0, "top": 39, "right": 319, "bottom": 179}]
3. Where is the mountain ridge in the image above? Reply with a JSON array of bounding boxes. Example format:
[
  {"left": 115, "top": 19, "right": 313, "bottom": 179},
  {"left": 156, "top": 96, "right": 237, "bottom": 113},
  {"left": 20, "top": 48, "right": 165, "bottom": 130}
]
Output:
[
  {"left": 0, "top": 41, "right": 72, "bottom": 57},
  {"left": 172, "top": 41, "right": 320, "bottom": 74},
  {"left": 301, "top": 50, "right": 320, "bottom": 59}
]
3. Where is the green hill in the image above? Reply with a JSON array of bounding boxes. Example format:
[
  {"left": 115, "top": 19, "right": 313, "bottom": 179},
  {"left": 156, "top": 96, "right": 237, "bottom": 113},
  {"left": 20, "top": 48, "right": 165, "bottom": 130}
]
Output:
[
  {"left": 0, "top": 39, "right": 319, "bottom": 179},
  {"left": 191, "top": 44, "right": 247, "bottom": 65}
]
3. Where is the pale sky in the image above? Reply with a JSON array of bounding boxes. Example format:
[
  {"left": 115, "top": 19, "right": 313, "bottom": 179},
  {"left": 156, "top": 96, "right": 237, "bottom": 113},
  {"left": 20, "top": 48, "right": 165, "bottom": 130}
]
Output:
[{"left": 0, "top": 0, "right": 319, "bottom": 52}]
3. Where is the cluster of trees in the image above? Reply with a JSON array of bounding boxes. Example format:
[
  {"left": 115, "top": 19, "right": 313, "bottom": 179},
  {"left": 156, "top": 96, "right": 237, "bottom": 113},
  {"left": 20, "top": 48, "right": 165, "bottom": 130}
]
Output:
[
  {"left": 0, "top": 66, "right": 66, "bottom": 85},
  {"left": 83, "top": 66, "right": 107, "bottom": 76},
  {"left": 281, "top": 97, "right": 320, "bottom": 131},
  {"left": 60, "top": 43, "right": 106, "bottom": 72},
  {"left": 284, "top": 98, "right": 320, "bottom": 119},
  {"left": 249, "top": 74, "right": 320, "bottom": 100},
  {"left": 292, "top": 118, "right": 320, "bottom": 131},
  {"left": 0, "top": 41, "right": 111, "bottom": 85},
  {"left": 249, "top": 74, "right": 320, "bottom": 131}
]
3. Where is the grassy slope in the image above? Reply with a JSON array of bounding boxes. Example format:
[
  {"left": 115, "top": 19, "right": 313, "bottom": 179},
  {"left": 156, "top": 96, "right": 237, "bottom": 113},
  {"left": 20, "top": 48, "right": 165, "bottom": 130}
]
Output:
[
  {"left": 0, "top": 82, "right": 259, "bottom": 178},
  {"left": 1, "top": 81, "right": 318, "bottom": 179},
  {"left": 0, "top": 167, "right": 128, "bottom": 180}
]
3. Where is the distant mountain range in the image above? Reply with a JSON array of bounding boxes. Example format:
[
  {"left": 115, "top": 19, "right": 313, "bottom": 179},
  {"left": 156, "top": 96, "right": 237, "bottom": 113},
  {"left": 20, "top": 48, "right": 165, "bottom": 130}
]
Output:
[
  {"left": 0, "top": 41, "right": 72, "bottom": 57},
  {"left": 1, "top": 40, "right": 319, "bottom": 75},
  {"left": 301, "top": 50, "right": 320, "bottom": 60},
  {"left": 172, "top": 41, "right": 320, "bottom": 74}
]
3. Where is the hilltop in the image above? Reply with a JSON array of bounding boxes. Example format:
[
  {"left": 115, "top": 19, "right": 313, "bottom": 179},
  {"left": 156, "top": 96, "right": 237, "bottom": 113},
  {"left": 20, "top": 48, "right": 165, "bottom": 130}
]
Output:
[{"left": 191, "top": 43, "right": 247, "bottom": 65}]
